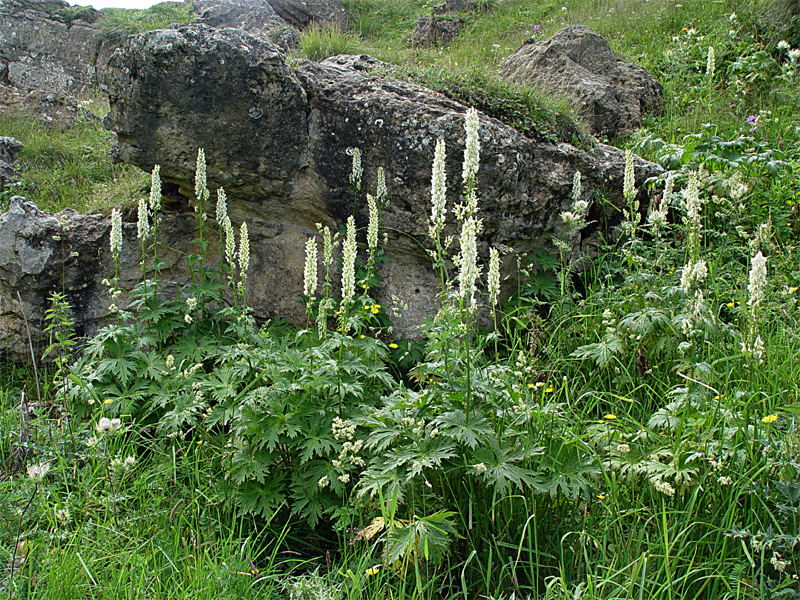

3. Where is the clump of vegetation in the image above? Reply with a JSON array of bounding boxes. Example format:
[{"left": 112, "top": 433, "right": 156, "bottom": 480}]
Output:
[
  {"left": 0, "top": 104, "right": 147, "bottom": 215},
  {"left": 3, "top": 0, "right": 800, "bottom": 598},
  {"left": 98, "top": 1, "right": 194, "bottom": 45},
  {"left": 298, "top": 22, "right": 364, "bottom": 62}
]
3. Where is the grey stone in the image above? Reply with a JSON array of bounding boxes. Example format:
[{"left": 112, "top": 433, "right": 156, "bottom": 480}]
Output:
[
  {"left": 0, "top": 0, "right": 102, "bottom": 93},
  {"left": 410, "top": 15, "right": 462, "bottom": 47},
  {"left": 97, "top": 25, "right": 660, "bottom": 340},
  {"left": 266, "top": 0, "right": 347, "bottom": 30},
  {"left": 499, "top": 25, "right": 663, "bottom": 139},
  {"left": 431, "top": 0, "right": 477, "bottom": 15}
]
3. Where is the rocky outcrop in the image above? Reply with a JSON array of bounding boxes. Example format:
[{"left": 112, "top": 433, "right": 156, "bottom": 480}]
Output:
[
  {"left": 432, "top": 0, "right": 477, "bottom": 15},
  {"left": 267, "top": 0, "right": 347, "bottom": 30},
  {"left": 97, "top": 26, "right": 659, "bottom": 336},
  {"left": 499, "top": 25, "right": 663, "bottom": 139},
  {"left": 0, "top": 137, "right": 23, "bottom": 188},
  {"left": 410, "top": 15, "right": 462, "bottom": 47},
  {"left": 0, "top": 0, "right": 102, "bottom": 93},
  {"left": 0, "top": 196, "right": 201, "bottom": 361},
  {"left": 192, "top": 0, "right": 300, "bottom": 49}
]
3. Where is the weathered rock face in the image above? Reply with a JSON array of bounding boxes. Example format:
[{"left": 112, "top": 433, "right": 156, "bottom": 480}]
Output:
[
  {"left": 0, "top": 0, "right": 101, "bottom": 93},
  {"left": 0, "top": 196, "right": 200, "bottom": 361},
  {"left": 96, "top": 25, "right": 660, "bottom": 344},
  {"left": 499, "top": 25, "right": 663, "bottom": 139},
  {"left": 410, "top": 15, "right": 462, "bottom": 47},
  {"left": 432, "top": 0, "right": 477, "bottom": 15},
  {"left": 192, "top": 0, "right": 299, "bottom": 49},
  {"left": 0, "top": 137, "right": 23, "bottom": 189},
  {"left": 267, "top": 0, "right": 347, "bottom": 30}
]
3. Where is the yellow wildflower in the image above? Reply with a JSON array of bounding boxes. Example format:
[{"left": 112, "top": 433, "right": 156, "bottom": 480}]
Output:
[
  {"left": 389, "top": 343, "right": 399, "bottom": 349},
  {"left": 545, "top": 385, "right": 554, "bottom": 393},
  {"left": 762, "top": 414, "right": 779, "bottom": 424},
  {"left": 604, "top": 414, "right": 617, "bottom": 420},
  {"left": 103, "top": 398, "right": 112, "bottom": 404}
]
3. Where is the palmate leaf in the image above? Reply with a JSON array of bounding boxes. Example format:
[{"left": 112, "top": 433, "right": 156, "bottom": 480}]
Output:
[
  {"left": 236, "top": 477, "right": 286, "bottom": 520},
  {"left": 472, "top": 438, "right": 543, "bottom": 494},
  {"left": 537, "top": 438, "right": 600, "bottom": 499},
  {"left": 385, "top": 511, "right": 459, "bottom": 566},
  {"left": 299, "top": 419, "right": 337, "bottom": 462},
  {"left": 384, "top": 443, "right": 457, "bottom": 482},
  {"left": 571, "top": 330, "right": 624, "bottom": 368},
  {"left": 434, "top": 410, "right": 494, "bottom": 450}
]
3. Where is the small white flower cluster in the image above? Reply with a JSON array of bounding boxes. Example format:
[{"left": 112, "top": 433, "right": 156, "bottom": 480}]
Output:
[
  {"left": 474, "top": 462, "right": 488, "bottom": 473},
  {"left": 96, "top": 417, "right": 122, "bottom": 433},
  {"left": 110, "top": 208, "right": 123, "bottom": 260},
  {"left": 186, "top": 296, "right": 198, "bottom": 311},
  {"left": 679, "top": 260, "right": 708, "bottom": 294},
  {"left": 488, "top": 247, "right": 500, "bottom": 308},
  {"left": 653, "top": 478, "right": 676, "bottom": 497},
  {"left": 561, "top": 171, "right": 590, "bottom": 237},
  {"left": 621, "top": 150, "right": 640, "bottom": 238},
  {"left": 367, "top": 193, "right": 379, "bottom": 261},
  {"left": 27, "top": 462, "right": 51, "bottom": 482},
  {"left": 110, "top": 454, "right": 137, "bottom": 473},
  {"left": 747, "top": 251, "right": 767, "bottom": 308},
  {"left": 648, "top": 172, "right": 672, "bottom": 234},
  {"left": 332, "top": 416, "right": 356, "bottom": 441},
  {"left": 741, "top": 335, "right": 765, "bottom": 364},
  {"left": 771, "top": 552, "right": 789, "bottom": 573}
]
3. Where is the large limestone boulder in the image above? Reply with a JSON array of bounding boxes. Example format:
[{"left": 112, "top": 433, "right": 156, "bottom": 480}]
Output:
[
  {"left": 0, "top": 0, "right": 101, "bottom": 93},
  {"left": 499, "top": 25, "right": 663, "bottom": 139},
  {"left": 267, "top": 0, "right": 347, "bottom": 30},
  {"left": 100, "top": 26, "right": 658, "bottom": 331},
  {"left": 0, "top": 24, "right": 661, "bottom": 359},
  {"left": 410, "top": 16, "right": 462, "bottom": 48},
  {"left": 0, "top": 196, "right": 199, "bottom": 360},
  {"left": 192, "top": 0, "right": 299, "bottom": 48}
]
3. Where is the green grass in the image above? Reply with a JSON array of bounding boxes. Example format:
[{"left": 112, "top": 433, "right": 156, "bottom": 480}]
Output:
[{"left": 0, "top": 105, "right": 147, "bottom": 215}]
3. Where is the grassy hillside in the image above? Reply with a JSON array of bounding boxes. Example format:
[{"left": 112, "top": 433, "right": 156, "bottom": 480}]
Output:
[{"left": 2, "top": 0, "right": 800, "bottom": 598}]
